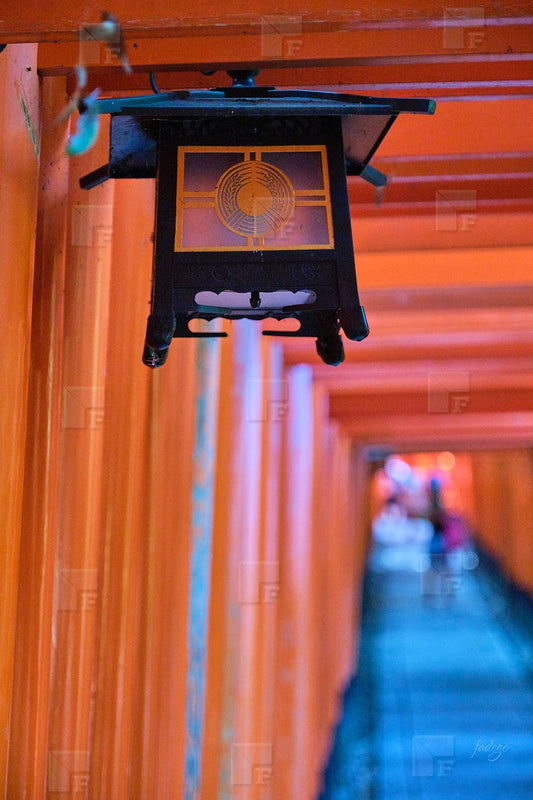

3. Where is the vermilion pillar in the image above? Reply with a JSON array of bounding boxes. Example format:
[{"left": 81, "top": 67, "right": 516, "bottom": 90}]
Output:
[
  {"left": 46, "top": 115, "right": 114, "bottom": 799},
  {"left": 204, "top": 320, "right": 269, "bottom": 800},
  {"left": 7, "top": 74, "right": 69, "bottom": 799},
  {"left": 472, "top": 449, "right": 533, "bottom": 593},
  {"left": 88, "top": 176, "right": 155, "bottom": 798},
  {"left": 0, "top": 43, "right": 40, "bottom": 792},
  {"left": 274, "top": 364, "right": 317, "bottom": 800},
  {"left": 183, "top": 335, "right": 221, "bottom": 799}
]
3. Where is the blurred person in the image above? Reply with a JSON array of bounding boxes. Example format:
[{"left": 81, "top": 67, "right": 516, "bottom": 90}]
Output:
[
  {"left": 428, "top": 476, "right": 447, "bottom": 563},
  {"left": 371, "top": 496, "right": 432, "bottom": 572},
  {"left": 443, "top": 508, "right": 471, "bottom": 576},
  {"left": 423, "top": 476, "right": 473, "bottom": 598}
]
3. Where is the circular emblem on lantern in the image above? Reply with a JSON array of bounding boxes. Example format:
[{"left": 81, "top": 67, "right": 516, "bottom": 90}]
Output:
[{"left": 215, "top": 160, "right": 295, "bottom": 237}]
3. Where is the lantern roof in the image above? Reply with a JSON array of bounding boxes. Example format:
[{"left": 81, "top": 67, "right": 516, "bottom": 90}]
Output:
[
  {"left": 98, "top": 86, "right": 434, "bottom": 117},
  {"left": 83, "top": 79, "right": 435, "bottom": 189}
]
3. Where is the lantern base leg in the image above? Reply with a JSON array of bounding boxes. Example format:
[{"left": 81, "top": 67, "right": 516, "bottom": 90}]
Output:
[
  {"left": 340, "top": 305, "right": 369, "bottom": 341},
  {"left": 142, "top": 314, "right": 175, "bottom": 368},
  {"left": 142, "top": 342, "right": 170, "bottom": 368},
  {"left": 316, "top": 332, "right": 345, "bottom": 366},
  {"left": 145, "top": 314, "right": 176, "bottom": 348}
]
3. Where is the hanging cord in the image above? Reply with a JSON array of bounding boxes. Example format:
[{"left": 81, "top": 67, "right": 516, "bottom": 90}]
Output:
[{"left": 149, "top": 72, "right": 160, "bottom": 94}]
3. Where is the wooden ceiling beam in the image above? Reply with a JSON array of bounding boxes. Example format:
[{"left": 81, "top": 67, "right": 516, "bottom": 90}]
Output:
[
  {"left": 329, "top": 383, "right": 533, "bottom": 413},
  {"left": 337, "top": 411, "right": 533, "bottom": 449},
  {"left": 350, "top": 178, "right": 533, "bottom": 209},
  {"left": 362, "top": 153, "right": 533, "bottom": 179},
  {"left": 4, "top": 2, "right": 531, "bottom": 43},
  {"left": 52, "top": 61, "right": 533, "bottom": 99},
  {"left": 355, "top": 247, "right": 533, "bottom": 291},
  {"left": 280, "top": 300, "right": 533, "bottom": 376},
  {"left": 308, "top": 358, "right": 533, "bottom": 391},
  {"left": 33, "top": 19, "right": 532, "bottom": 75},
  {"left": 283, "top": 339, "right": 533, "bottom": 368},
  {"left": 361, "top": 284, "right": 533, "bottom": 312},
  {"left": 349, "top": 212, "right": 533, "bottom": 252},
  {"left": 375, "top": 99, "right": 533, "bottom": 157},
  {"left": 55, "top": 60, "right": 533, "bottom": 97}
]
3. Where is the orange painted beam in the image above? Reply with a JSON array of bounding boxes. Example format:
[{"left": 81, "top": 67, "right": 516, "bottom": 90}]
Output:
[
  {"left": 366, "top": 153, "right": 533, "bottom": 180},
  {"left": 350, "top": 212, "right": 533, "bottom": 252},
  {"left": 361, "top": 284, "right": 533, "bottom": 312},
  {"left": 60, "top": 59, "right": 533, "bottom": 97},
  {"left": 338, "top": 410, "right": 533, "bottom": 449},
  {"left": 352, "top": 176, "right": 533, "bottom": 207},
  {"left": 374, "top": 99, "right": 533, "bottom": 158},
  {"left": 282, "top": 301, "right": 533, "bottom": 358},
  {"left": 4, "top": 1, "right": 530, "bottom": 42},
  {"left": 320, "top": 362, "right": 533, "bottom": 396},
  {"left": 356, "top": 247, "right": 533, "bottom": 290},
  {"left": 281, "top": 285, "right": 532, "bottom": 369},
  {"left": 329, "top": 386, "right": 533, "bottom": 418},
  {"left": 0, "top": 43, "right": 40, "bottom": 791},
  {"left": 327, "top": 360, "right": 533, "bottom": 392},
  {"left": 36, "top": 21, "right": 533, "bottom": 77}
]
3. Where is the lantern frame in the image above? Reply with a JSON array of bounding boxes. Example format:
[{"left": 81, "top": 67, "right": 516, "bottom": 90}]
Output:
[{"left": 81, "top": 73, "right": 435, "bottom": 366}]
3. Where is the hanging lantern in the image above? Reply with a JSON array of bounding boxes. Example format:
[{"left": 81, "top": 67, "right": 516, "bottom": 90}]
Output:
[{"left": 81, "top": 71, "right": 435, "bottom": 366}]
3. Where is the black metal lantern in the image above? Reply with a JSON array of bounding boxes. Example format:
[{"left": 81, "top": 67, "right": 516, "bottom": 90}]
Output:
[{"left": 81, "top": 71, "right": 435, "bottom": 366}]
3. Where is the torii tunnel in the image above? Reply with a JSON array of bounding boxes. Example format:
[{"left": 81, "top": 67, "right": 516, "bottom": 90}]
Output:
[{"left": 1, "top": 3, "right": 532, "bottom": 798}]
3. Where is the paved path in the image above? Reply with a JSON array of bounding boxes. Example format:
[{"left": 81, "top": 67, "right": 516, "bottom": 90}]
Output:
[{"left": 320, "top": 553, "right": 533, "bottom": 800}]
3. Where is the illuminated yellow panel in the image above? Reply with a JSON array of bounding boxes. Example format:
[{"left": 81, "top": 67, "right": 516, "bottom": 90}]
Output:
[{"left": 174, "top": 145, "right": 334, "bottom": 252}]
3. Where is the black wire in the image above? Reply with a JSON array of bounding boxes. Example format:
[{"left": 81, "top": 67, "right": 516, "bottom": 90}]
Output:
[{"left": 149, "top": 72, "right": 160, "bottom": 94}]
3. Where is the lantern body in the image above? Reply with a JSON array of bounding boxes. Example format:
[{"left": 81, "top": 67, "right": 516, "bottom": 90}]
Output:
[
  {"left": 80, "top": 82, "right": 435, "bottom": 365},
  {"left": 144, "top": 114, "right": 368, "bottom": 365}
]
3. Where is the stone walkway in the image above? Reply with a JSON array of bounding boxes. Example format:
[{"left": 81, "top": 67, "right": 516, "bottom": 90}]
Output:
[{"left": 319, "top": 552, "right": 533, "bottom": 799}]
